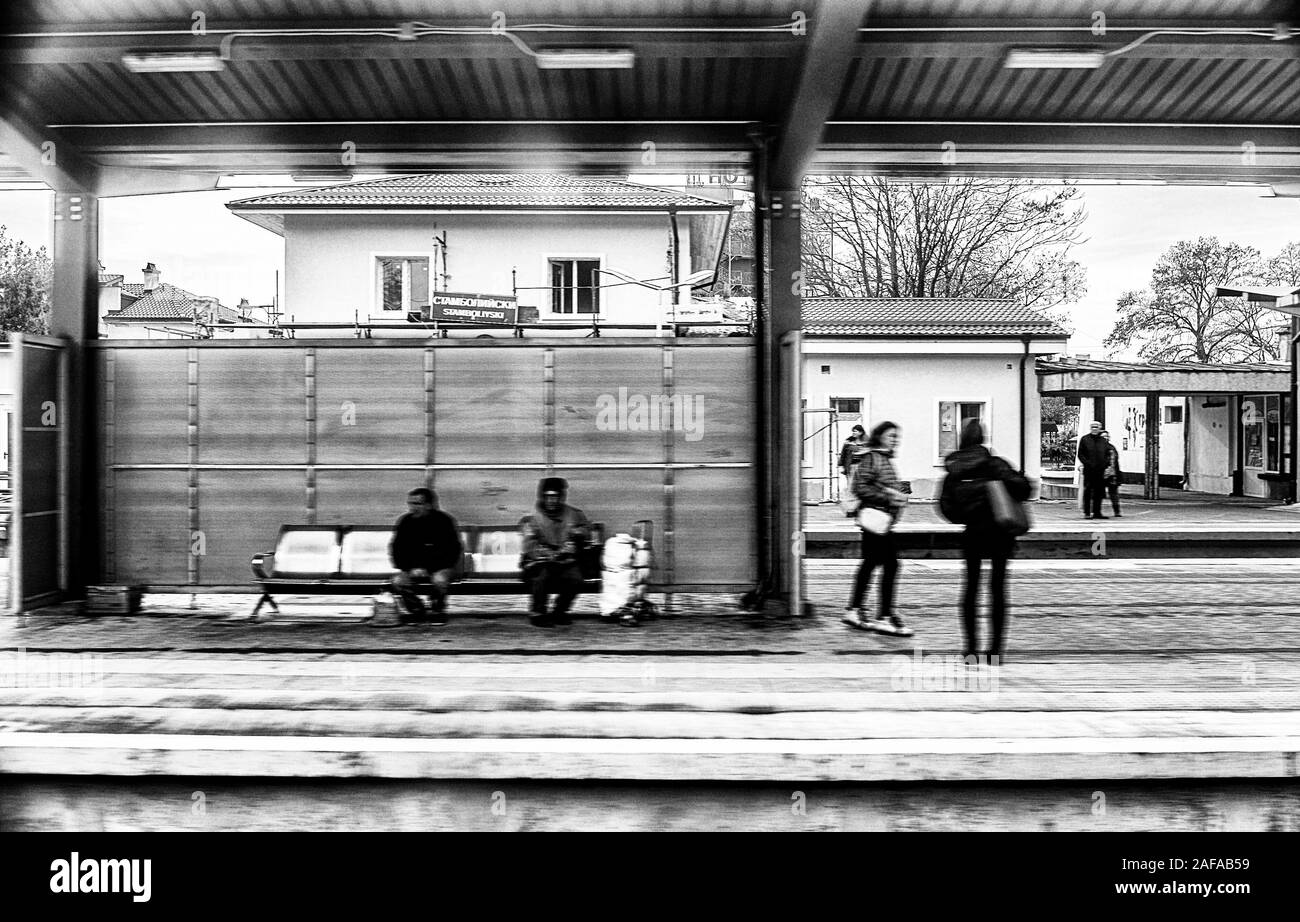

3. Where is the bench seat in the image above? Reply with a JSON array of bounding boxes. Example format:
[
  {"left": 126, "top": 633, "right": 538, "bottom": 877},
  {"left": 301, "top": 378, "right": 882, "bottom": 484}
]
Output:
[{"left": 250, "top": 523, "right": 604, "bottom": 618}]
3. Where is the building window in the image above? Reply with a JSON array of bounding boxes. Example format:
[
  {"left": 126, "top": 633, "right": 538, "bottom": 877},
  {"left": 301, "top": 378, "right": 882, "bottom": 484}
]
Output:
[
  {"left": 549, "top": 258, "right": 600, "bottom": 314},
  {"left": 377, "top": 257, "right": 429, "bottom": 314},
  {"left": 938, "top": 400, "right": 987, "bottom": 460},
  {"left": 1164, "top": 405, "right": 1184, "bottom": 424},
  {"left": 830, "top": 397, "right": 862, "bottom": 422}
]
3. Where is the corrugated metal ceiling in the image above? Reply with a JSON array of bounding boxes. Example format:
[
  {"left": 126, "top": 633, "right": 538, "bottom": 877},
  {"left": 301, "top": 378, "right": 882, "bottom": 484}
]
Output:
[{"left": 1, "top": 0, "right": 1296, "bottom": 183}]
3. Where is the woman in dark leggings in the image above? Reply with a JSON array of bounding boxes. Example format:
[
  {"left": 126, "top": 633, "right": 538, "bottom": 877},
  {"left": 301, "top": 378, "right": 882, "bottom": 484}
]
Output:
[
  {"left": 940, "top": 420, "right": 1031, "bottom": 663},
  {"left": 842, "top": 421, "right": 913, "bottom": 637}
]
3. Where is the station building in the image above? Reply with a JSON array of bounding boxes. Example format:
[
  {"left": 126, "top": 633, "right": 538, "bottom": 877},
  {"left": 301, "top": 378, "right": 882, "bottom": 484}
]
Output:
[{"left": 801, "top": 298, "right": 1070, "bottom": 501}]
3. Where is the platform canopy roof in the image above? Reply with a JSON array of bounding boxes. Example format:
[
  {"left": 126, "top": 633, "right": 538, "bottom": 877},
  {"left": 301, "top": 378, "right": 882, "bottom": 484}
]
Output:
[
  {"left": 1037, "top": 357, "right": 1291, "bottom": 395},
  {"left": 2, "top": 0, "right": 1299, "bottom": 196}
]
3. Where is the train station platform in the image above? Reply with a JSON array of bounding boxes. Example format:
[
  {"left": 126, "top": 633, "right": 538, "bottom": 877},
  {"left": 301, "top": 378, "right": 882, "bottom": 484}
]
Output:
[
  {"left": 2, "top": 559, "right": 1297, "bottom": 831},
  {"left": 806, "top": 491, "right": 1300, "bottom": 558}
]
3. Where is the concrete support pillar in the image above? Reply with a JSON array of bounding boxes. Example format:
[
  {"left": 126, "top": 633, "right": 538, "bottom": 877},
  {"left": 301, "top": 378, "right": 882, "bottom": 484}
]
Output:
[
  {"left": 763, "top": 188, "right": 804, "bottom": 611},
  {"left": 49, "top": 191, "right": 100, "bottom": 594},
  {"left": 1144, "top": 392, "right": 1161, "bottom": 500}
]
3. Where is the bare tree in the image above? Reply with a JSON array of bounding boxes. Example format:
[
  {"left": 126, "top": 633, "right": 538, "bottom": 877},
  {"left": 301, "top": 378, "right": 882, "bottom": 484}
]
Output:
[
  {"left": 1104, "top": 237, "right": 1285, "bottom": 363},
  {"left": 800, "top": 177, "right": 1086, "bottom": 328},
  {"left": 1264, "top": 241, "right": 1300, "bottom": 287}
]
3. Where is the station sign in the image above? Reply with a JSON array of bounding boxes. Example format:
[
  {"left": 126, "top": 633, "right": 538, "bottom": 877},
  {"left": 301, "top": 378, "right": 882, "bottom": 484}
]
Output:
[{"left": 419, "top": 292, "right": 518, "bottom": 324}]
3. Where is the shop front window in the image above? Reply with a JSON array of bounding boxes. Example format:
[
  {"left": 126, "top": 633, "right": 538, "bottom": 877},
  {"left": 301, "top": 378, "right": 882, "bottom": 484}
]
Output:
[
  {"left": 1243, "top": 395, "right": 1266, "bottom": 470},
  {"left": 1266, "top": 395, "right": 1280, "bottom": 472}
]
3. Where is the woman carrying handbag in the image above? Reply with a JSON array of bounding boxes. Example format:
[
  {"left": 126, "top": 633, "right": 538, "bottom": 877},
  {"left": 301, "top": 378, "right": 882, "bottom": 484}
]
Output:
[
  {"left": 938, "top": 420, "right": 1032, "bottom": 664},
  {"left": 842, "top": 421, "right": 913, "bottom": 637}
]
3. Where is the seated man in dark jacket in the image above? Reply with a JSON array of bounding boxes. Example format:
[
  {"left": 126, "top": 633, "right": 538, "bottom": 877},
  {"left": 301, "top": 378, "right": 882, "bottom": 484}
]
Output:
[
  {"left": 390, "top": 487, "right": 463, "bottom": 626},
  {"left": 519, "top": 477, "right": 590, "bottom": 627}
]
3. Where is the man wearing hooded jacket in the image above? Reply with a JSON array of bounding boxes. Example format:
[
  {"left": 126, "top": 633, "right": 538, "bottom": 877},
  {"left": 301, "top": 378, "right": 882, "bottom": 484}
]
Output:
[{"left": 520, "top": 476, "right": 591, "bottom": 627}]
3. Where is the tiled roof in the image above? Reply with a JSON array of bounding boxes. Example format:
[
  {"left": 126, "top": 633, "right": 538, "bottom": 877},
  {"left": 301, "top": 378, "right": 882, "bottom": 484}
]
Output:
[
  {"left": 802, "top": 298, "right": 1069, "bottom": 338},
  {"left": 105, "top": 282, "right": 244, "bottom": 324},
  {"left": 98, "top": 273, "right": 123, "bottom": 286},
  {"left": 228, "top": 174, "right": 732, "bottom": 235},
  {"left": 1037, "top": 358, "right": 1286, "bottom": 374}
]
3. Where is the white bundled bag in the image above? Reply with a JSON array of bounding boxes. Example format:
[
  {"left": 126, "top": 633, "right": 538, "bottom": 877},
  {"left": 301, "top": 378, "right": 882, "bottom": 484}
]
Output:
[{"left": 600, "top": 534, "right": 638, "bottom": 617}]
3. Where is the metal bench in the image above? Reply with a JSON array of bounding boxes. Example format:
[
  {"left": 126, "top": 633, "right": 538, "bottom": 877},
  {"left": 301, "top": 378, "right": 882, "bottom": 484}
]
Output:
[{"left": 250, "top": 523, "right": 605, "bottom": 619}]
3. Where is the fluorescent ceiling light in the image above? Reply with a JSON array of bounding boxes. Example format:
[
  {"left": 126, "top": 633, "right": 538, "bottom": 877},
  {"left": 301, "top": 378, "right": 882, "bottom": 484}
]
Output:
[
  {"left": 289, "top": 171, "right": 355, "bottom": 183},
  {"left": 1004, "top": 48, "right": 1105, "bottom": 69},
  {"left": 534, "top": 48, "right": 635, "bottom": 69},
  {"left": 122, "top": 51, "right": 226, "bottom": 73}
]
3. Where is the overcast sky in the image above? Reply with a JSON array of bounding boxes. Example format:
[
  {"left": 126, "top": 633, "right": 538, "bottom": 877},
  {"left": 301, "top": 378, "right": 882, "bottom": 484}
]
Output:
[{"left": 0, "top": 181, "right": 1295, "bottom": 356}]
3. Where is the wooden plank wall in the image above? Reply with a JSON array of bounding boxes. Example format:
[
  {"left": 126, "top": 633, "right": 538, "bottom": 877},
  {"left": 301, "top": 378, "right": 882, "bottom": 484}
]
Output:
[{"left": 95, "top": 340, "right": 756, "bottom": 589}]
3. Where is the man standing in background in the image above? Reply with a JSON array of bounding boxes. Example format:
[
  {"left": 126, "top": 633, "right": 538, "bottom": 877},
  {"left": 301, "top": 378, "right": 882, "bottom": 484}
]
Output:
[{"left": 1077, "top": 421, "right": 1109, "bottom": 520}]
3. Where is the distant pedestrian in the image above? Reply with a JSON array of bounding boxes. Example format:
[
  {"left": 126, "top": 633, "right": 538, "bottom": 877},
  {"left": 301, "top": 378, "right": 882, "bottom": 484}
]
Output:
[
  {"left": 1077, "top": 420, "right": 1109, "bottom": 519},
  {"left": 842, "top": 421, "right": 913, "bottom": 637},
  {"left": 939, "top": 420, "right": 1032, "bottom": 664},
  {"left": 1100, "top": 429, "right": 1122, "bottom": 517},
  {"left": 838, "top": 424, "right": 869, "bottom": 483}
]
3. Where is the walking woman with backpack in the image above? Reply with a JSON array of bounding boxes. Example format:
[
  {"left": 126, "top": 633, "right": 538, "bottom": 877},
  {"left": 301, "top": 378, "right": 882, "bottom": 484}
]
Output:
[
  {"left": 939, "top": 420, "right": 1032, "bottom": 664},
  {"left": 842, "top": 420, "right": 913, "bottom": 637}
]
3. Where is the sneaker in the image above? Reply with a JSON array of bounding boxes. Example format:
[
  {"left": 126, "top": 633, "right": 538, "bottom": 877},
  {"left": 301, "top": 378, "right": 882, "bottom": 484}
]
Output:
[
  {"left": 889, "top": 617, "right": 914, "bottom": 638},
  {"left": 619, "top": 611, "right": 639, "bottom": 627},
  {"left": 529, "top": 614, "right": 554, "bottom": 628},
  {"left": 427, "top": 614, "right": 449, "bottom": 627},
  {"left": 841, "top": 608, "right": 868, "bottom": 629},
  {"left": 866, "top": 615, "right": 898, "bottom": 635}
]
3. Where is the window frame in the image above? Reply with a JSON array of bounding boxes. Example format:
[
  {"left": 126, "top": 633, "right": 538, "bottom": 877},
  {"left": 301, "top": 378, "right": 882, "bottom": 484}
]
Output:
[
  {"left": 934, "top": 397, "right": 992, "bottom": 465},
  {"left": 544, "top": 254, "right": 604, "bottom": 316},
  {"left": 371, "top": 252, "right": 433, "bottom": 318},
  {"left": 829, "top": 396, "right": 863, "bottom": 423}
]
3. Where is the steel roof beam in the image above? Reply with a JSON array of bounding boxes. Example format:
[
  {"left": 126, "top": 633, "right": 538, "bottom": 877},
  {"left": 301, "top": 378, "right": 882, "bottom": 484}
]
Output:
[
  {"left": 0, "top": 32, "right": 801, "bottom": 64},
  {"left": 768, "top": 0, "right": 871, "bottom": 189},
  {"left": 41, "top": 120, "right": 1300, "bottom": 183},
  {"left": 0, "top": 105, "right": 97, "bottom": 192}
]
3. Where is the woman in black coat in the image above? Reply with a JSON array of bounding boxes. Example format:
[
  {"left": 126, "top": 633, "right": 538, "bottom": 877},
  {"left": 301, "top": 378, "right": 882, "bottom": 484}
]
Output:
[
  {"left": 939, "top": 420, "right": 1032, "bottom": 663},
  {"left": 1101, "top": 429, "right": 1122, "bottom": 517}
]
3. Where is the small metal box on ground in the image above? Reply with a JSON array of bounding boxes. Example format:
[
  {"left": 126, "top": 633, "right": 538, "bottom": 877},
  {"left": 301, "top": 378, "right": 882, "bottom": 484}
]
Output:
[{"left": 85, "top": 586, "right": 143, "bottom": 615}]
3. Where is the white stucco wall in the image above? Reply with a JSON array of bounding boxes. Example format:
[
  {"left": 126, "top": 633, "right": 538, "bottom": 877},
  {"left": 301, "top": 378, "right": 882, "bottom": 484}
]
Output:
[
  {"left": 281, "top": 212, "right": 692, "bottom": 333},
  {"left": 802, "top": 342, "right": 1053, "bottom": 501},
  {"left": 97, "top": 285, "right": 119, "bottom": 337},
  {"left": 1099, "top": 395, "right": 1186, "bottom": 479}
]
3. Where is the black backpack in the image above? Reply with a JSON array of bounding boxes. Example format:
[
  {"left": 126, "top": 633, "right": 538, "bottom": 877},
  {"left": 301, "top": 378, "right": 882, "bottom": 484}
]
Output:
[{"left": 939, "top": 474, "right": 989, "bottom": 525}]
